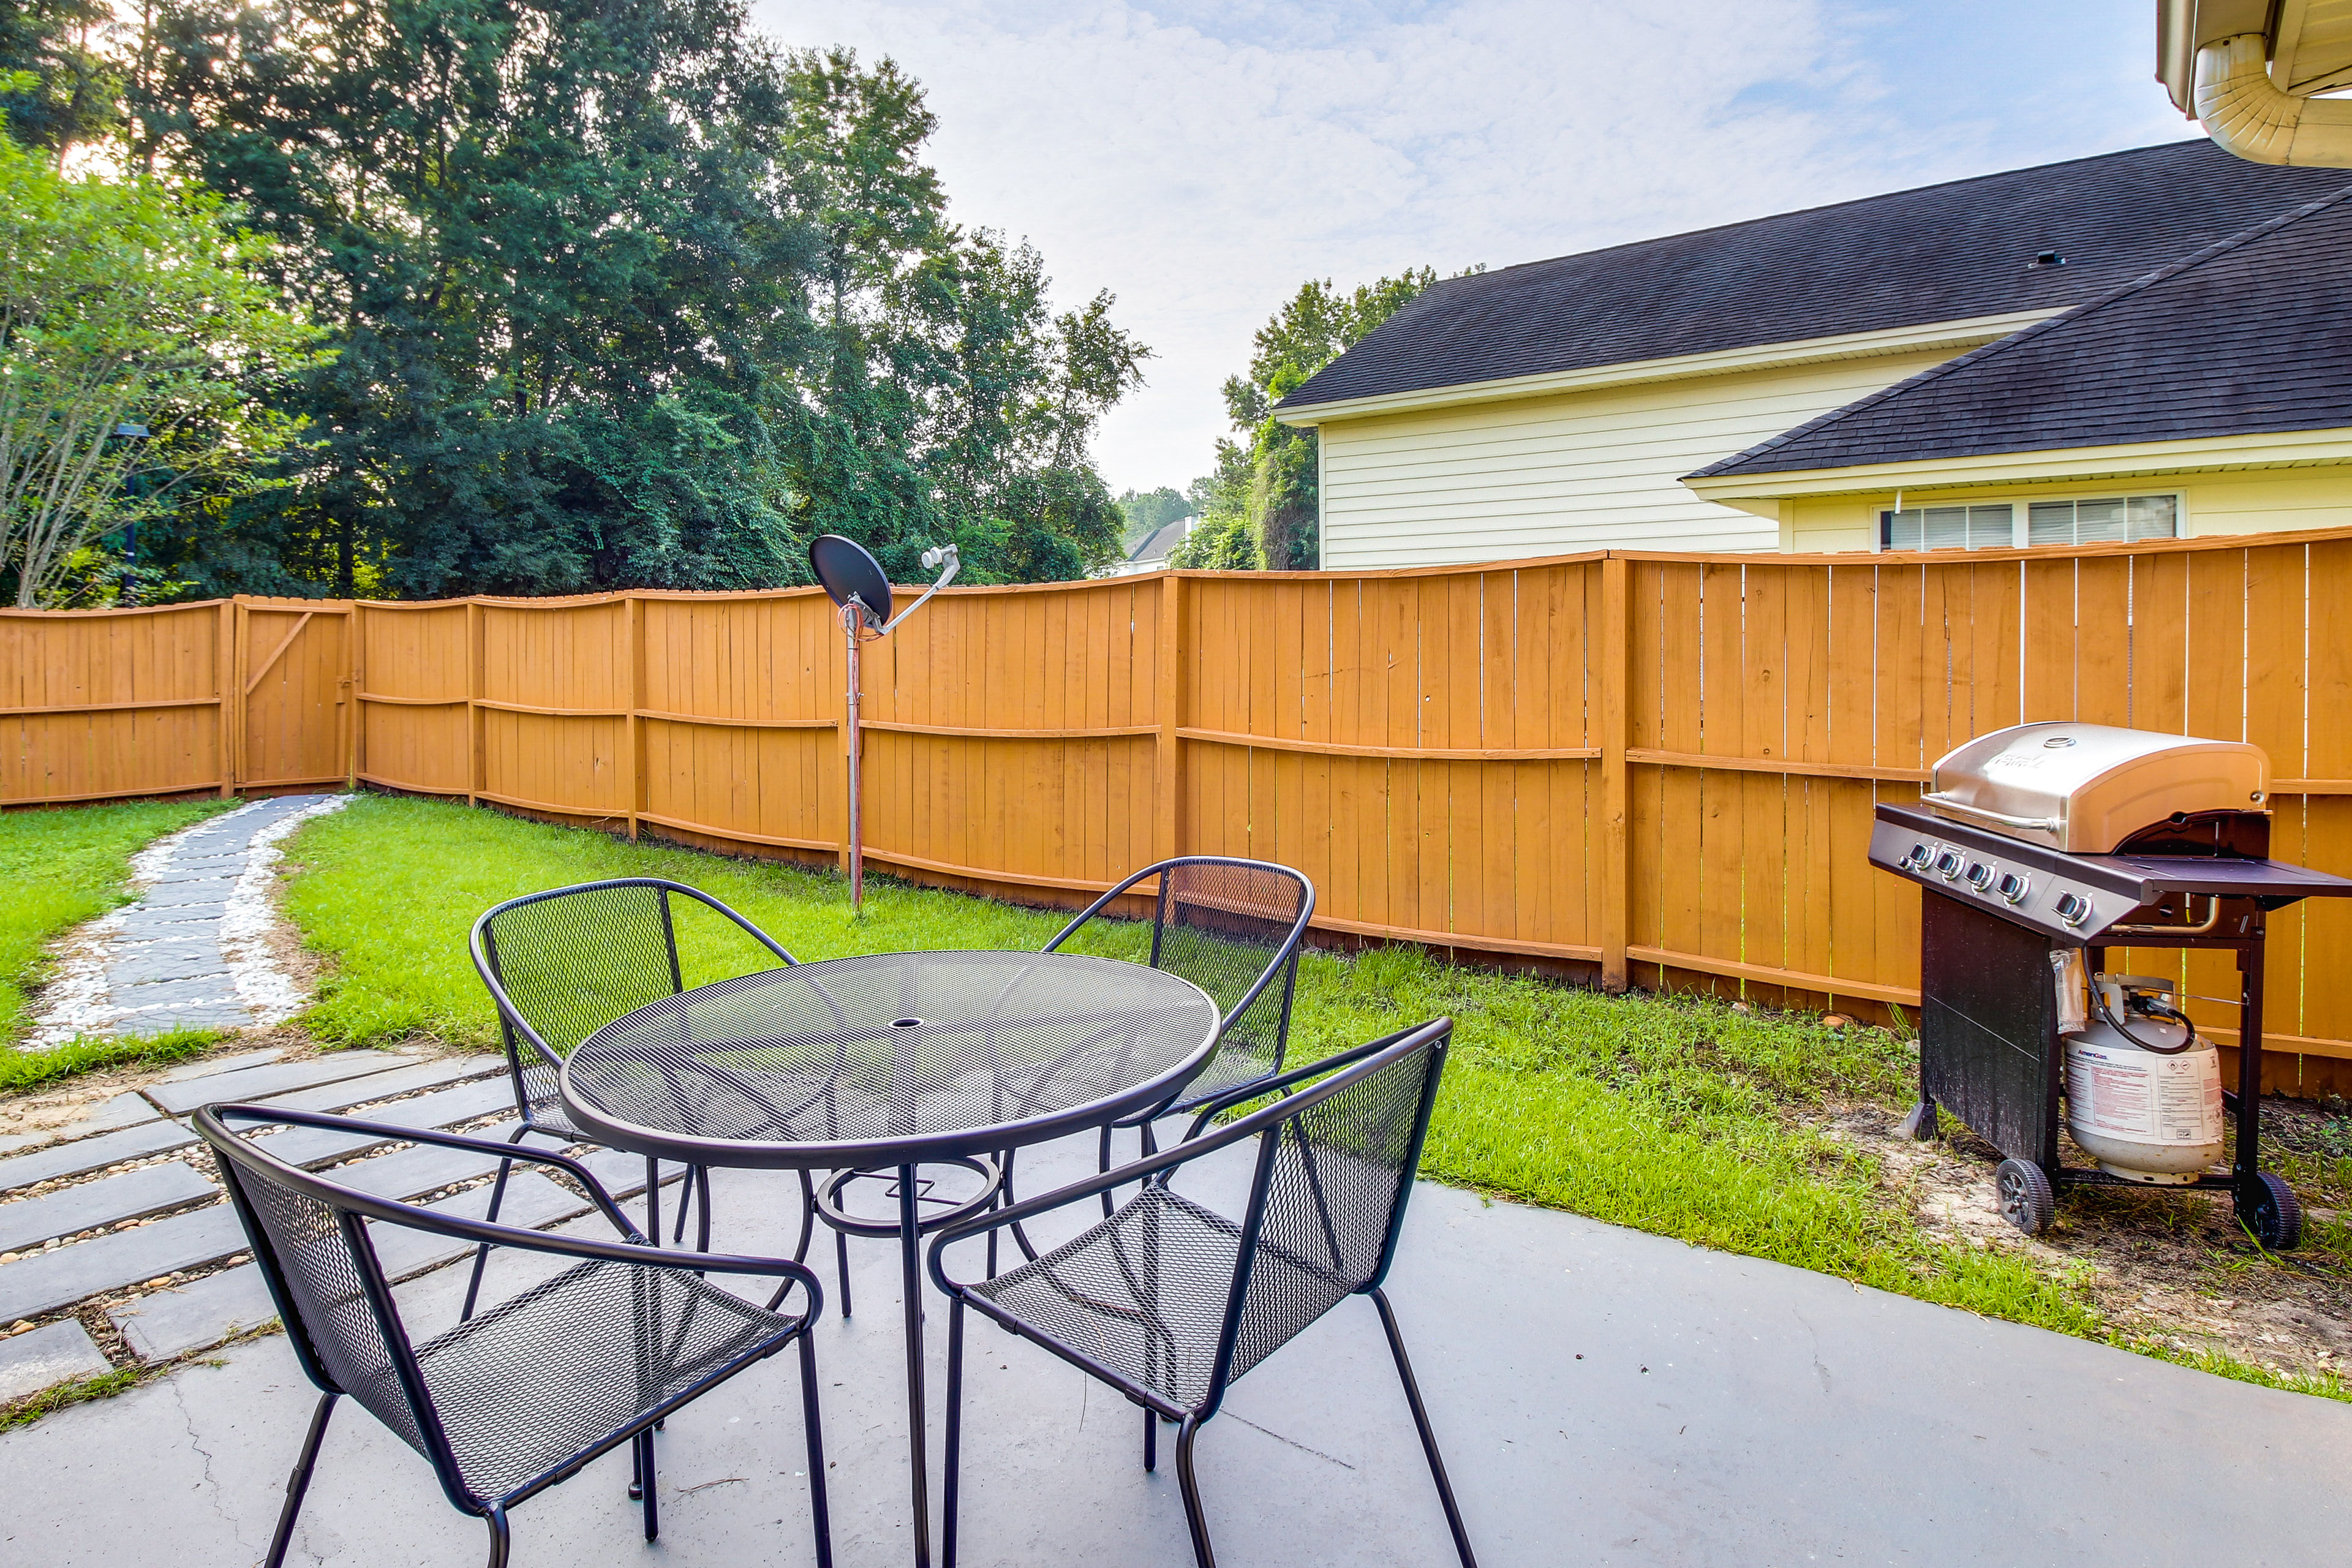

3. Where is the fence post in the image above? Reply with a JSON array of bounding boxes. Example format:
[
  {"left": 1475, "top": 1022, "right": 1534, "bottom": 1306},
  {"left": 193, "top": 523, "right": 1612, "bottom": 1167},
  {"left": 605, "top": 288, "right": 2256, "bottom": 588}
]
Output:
[
  {"left": 625, "top": 594, "right": 642, "bottom": 842},
  {"left": 466, "top": 600, "right": 482, "bottom": 808},
  {"left": 216, "top": 600, "right": 236, "bottom": 798},
  {"left": 1600, "top": 556, "right": 1630, "bottom": 992},
  {"left": 344, "top": 603, "right": 360, "bottom": 791},
  {"left": 1156, "top": 571, "right": 1183, "bottom": 864}
]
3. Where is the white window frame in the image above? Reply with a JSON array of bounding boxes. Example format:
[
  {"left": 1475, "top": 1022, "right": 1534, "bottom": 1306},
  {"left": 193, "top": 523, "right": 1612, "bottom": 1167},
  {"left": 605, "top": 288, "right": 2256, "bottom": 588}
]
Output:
[{"left": 1874, "top": 489, "right": 2188, "bottom": 553}]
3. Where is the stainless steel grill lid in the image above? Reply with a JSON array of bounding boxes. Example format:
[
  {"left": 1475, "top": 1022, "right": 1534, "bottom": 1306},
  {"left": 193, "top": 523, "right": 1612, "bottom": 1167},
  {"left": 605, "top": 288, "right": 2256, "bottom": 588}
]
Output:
[{"left": 1921, "top": 723, "right": 2270, "bottom": 852}]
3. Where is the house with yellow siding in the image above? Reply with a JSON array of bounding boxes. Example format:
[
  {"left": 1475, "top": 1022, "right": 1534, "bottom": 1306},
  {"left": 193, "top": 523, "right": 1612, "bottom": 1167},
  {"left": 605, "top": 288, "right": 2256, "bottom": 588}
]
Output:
[{"left": 1275, "top": 141, "right": 2352, "bottom": 566}]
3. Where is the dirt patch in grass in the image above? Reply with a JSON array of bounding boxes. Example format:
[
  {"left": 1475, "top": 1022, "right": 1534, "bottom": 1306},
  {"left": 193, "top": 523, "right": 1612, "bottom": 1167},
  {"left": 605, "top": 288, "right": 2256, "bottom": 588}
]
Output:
[{"left": 1807, "top": 1065, "right": 2352, "bottom": 1393}]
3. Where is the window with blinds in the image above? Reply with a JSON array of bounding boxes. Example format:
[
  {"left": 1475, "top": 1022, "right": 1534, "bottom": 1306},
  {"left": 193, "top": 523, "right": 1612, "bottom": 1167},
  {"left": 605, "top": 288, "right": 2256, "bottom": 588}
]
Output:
[
  {"left": 1877, "top": 494, "right": 2181, "bottom": 551},
  {"left": 2027, "top": 494, "right": 2179, "bottom": 545},
  {"left": 1881, "top": 504, "right": 2013, "bottom": 551}
]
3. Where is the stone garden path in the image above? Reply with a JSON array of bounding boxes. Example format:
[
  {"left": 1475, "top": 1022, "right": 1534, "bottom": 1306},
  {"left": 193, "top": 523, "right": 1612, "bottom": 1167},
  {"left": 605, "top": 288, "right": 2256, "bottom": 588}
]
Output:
[{"left": 31, "top": 793, "right": 351, "bottom": 1044}]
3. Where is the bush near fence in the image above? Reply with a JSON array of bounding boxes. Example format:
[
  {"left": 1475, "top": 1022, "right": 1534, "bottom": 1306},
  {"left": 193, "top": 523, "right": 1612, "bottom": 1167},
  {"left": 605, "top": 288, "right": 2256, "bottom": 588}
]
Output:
[{"left": 8, "top": 528, "right": 2352, "bottom": 1095}]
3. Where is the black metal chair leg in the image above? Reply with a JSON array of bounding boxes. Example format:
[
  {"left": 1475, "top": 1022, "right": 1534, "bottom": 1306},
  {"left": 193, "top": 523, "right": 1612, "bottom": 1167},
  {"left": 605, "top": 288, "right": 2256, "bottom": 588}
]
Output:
[
  {"left": 835, "top": 1226, "right": 853, "bottom": 1317},
  {"left": 943, "top": 1298, "right": 966, "bottom": 1568},
  {"left": 1174, "top": 1414, "right": 1216, "bottom": 1568},
  {"left": 692, "top": 1164, "right": 712, "bottom": 1251},
  {"left": 462, "top": 1127, "right": 535, "bottom": 1321},
  {"left": 484, "top": 1505, "right": 511, "bottom": 1568},
  {"left": 797, "top": 1329, "right": 835, "bottom": 1568},
  {"left": 1371, "top": 1289, "right": 1478, "bottom": 1568},
  {"left": 1144, "top": 1405, "right": 1156, "bottom": 1472},
  {"left": 1099, "top": 1125, "right": 1118, "bottom": 1218},
  {"left": 629, "top": 1428, "right": 644, "bottom": 1500},
  {"left": 794, "top": 1169, "right": 818, "bottom": 1265},
  {"left": 638, "top": 1428, "right": 660, "bottom": 1540},
  {"left": 263, "top": 1392, "right": 336, "bottom": 1568},
  {"left": 644, "top": 1156, "right": 662, "bottom": 1244}
]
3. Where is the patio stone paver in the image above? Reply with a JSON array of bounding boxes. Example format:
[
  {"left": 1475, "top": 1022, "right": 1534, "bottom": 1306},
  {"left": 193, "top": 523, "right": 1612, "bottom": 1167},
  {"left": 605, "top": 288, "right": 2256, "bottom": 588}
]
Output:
[
  {"left": 0, "top": 1163, "right": 218, "bottom": 1256},
  {"left": 107, "top": 1265, "right": 277, "bottom": 1363},
  {"left": 156, "top": 1048, "right": 284, "bottom": 1083},
  {"left": 0, "top": 1120, "right": 197, "bottom": 1192},
  {"left": 262, "top": 1055, "right": 503, "bottom": 1114},
  {"left": 145, "top": 1052, "right": 422, "bottom": 1115},
  {"left": 0, "top": 1320, "right": 108, "bottom": 1403},
  {"left": 0, "top": 1203, "right": 247, "bottom": 1322}
]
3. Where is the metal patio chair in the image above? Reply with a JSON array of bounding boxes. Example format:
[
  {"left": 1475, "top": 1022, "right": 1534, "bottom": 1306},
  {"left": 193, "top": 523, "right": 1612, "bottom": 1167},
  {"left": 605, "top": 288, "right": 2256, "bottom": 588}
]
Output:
[
  {"left": 928, "top": 1019, "right": 1476, "bottom": 1568},
  {"left": 196, "top": 1102, "right": 833, "bottom": 1568},
  {"left": 1039, "top": 856, "right": 1314, "bottom": 1216},
  {"left": 469, "top": 877, "right": 830, "bottom": 1313}
]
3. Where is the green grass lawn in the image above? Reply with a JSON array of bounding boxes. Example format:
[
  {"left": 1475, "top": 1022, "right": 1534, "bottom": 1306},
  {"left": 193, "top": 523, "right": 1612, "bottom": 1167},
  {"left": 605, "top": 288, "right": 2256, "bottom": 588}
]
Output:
[
  {"left": 0, "top": 796, "right": 236, "bottom": 1044},
  {"left": 281, "top": 794, "right": 2103, "bottom": 1344}
]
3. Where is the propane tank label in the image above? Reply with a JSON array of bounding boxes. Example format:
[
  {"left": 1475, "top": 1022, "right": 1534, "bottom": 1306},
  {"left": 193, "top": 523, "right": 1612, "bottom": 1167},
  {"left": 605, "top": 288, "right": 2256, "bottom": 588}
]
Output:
[{"left": 2067, "top": 1041, "right": 2225, "bottom": 1142}]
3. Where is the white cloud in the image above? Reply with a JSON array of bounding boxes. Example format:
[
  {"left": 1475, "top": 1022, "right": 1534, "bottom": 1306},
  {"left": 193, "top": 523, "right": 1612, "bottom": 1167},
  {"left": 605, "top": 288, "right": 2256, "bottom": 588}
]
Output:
[{"left": 748, "top": 0, "right": 2193, "bottom": 493}]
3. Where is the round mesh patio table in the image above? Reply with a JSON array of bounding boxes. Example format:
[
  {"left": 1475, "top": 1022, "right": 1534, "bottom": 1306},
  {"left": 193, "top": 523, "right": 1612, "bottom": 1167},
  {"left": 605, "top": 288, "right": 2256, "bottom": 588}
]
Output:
[{"left": 559, "top": 948, "right": 1218, "bottom": 1568}]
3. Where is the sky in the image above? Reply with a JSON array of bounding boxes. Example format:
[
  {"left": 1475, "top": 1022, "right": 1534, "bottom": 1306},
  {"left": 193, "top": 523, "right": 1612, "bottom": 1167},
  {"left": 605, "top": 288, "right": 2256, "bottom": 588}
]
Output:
[{"left": 746, "top": 0, "right": 2193, "bottom": 499}]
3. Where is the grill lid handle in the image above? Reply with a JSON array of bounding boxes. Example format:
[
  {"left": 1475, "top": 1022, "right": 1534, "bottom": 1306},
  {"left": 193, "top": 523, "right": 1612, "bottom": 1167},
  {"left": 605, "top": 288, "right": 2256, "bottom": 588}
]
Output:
[{"left": 1920, "top": 790, "right": 2063, "bottom": 834}]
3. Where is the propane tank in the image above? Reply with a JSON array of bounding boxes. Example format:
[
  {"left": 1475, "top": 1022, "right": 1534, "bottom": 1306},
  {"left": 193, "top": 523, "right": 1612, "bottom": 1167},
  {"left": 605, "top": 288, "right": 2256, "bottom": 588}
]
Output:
[{"left": 2061, "top": 973, "right": 2225, "bottom": 1184}]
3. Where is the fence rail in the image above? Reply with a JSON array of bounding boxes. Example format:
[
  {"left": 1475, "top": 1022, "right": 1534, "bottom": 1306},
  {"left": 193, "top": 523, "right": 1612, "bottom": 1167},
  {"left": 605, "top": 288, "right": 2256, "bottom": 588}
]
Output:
[{"left": 10, "top": 526, "right": 2352, "bottom": 1091}]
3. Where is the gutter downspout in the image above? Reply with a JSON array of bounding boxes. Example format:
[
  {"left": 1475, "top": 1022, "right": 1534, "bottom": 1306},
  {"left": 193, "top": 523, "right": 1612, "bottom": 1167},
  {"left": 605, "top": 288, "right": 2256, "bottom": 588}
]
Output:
[{"left": 2195, "top": 32, "right": 2352, "bottom": 167}]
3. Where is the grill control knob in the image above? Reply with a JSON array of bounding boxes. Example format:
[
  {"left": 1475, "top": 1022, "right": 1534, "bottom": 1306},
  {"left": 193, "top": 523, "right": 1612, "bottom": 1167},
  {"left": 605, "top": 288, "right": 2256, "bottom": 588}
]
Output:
[
  {"left": 1904, "top": 842, "right": 1932, "bottom": 869},
  {"left": 2054, "top": 892, "right": 2091, "bottom": 927},
  {"left": 1996, "top": 872, "right": 2028, "bottom": 904},
  {"left": 1933, "top": 849, "right": 1964, "bottom": 879},
  {"left": 1965, "top": 862, "right": 1994, "bottom": 889}
]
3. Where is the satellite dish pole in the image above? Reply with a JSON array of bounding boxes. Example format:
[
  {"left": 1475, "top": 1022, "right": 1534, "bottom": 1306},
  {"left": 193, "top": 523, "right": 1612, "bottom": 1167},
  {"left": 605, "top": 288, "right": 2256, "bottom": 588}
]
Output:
[{"left": 809, "top": 536, "right": 960, "bottom": 915}]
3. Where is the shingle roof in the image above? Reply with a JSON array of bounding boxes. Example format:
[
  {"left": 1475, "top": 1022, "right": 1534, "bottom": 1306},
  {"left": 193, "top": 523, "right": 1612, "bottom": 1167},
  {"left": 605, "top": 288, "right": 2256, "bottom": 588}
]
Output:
[
  {"left": 1278, "top": 141, "right": 2351, "bottom": 411},
  {"left": 1126, "top": 518, "right": 1189, "bottom": 564},
  {"left": 1690, "top": 184, "right": 2352, "bottom": 479}
]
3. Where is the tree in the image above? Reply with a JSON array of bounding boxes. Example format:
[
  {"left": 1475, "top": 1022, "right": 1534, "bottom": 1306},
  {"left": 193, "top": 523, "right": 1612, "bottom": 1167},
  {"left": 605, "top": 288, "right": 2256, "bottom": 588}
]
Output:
[
  {"left": 0, "top": 128, "right": 325, "bottom": 606},
  {"left": 1212, "top": 268, "right": 1453, "bottom": 569},
  {"left": 118, "top": 10, "right": 1144, "bottom": 597},
  {"left": 1166, "top": 511, "right": 1261, "bottom": 571},
  {"left": 0, "top": 0, "right": 116, "bottom": 156}
]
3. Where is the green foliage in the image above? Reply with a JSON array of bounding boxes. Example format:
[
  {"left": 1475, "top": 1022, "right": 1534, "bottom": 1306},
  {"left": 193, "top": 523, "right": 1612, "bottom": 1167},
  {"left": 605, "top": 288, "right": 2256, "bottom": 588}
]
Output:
[
  {"left": 107, "top": 9, "right": 1143, "bottom": 597},
  {"left": 1165, "top": 511, "right": 1261, "bottom": 570},
  {"left": 0, "top": 134, "right": 328, "bottom": 606},
  {"left": 0, "top": 1366, "right": 139, "bottom": 1430},
  {"left": 1115, "top": 485, "right": 1188, "bottom": 549},
  {"left": 1210, "top": 268, "right": 1452, "bottom": 570},
  {"left": 0, "top": 2, "right": 115, "bottom": 151},
  {"left": 0, "top": 797, "right": 236, "bottom": 1041},
  {"left": 0, "top": 1025, "right": 223, "bottom": 1094}
]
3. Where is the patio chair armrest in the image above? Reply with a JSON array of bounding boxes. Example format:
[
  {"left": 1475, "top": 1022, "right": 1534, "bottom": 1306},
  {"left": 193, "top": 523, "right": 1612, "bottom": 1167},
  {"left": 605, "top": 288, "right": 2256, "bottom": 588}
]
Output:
[
  {"left": 209, "top": 1101, "right": 649, "bottom": 1242},
  {"left": 1177, "top": 1022, "right": 1436, "bottom": 1141},
  {"left": 1040, "top": 863, "right": 1167, "bottom": 952}
]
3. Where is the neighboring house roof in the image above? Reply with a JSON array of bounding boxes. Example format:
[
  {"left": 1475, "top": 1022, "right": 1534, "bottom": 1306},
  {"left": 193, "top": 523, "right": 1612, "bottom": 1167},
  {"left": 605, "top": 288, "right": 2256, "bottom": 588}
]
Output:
[
  {"left": 1278, "top": 141, "right": 2350, "bottom": 411},
  {"left": 1690, "top": 184, "right": 2352, "bottom": 480},
  {"left": 1126, "top": 518, "right": 1190, "bottom": 565}
]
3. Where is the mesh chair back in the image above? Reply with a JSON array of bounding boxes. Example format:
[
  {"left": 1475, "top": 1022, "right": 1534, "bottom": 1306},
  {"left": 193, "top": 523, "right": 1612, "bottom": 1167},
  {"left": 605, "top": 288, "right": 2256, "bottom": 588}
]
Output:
[
  {"left": 208, "top": 1126, "right": 437, "bottom": 1463},
  {"left": 1150, "top": 860, "right": 1310, "bottom": 1102},
  {"left": 1219, "top": 1023, "right": 1446, "bottom": 1390},
  {"left": 472, "top": 879, "right": 792, "bottom": 1127}
]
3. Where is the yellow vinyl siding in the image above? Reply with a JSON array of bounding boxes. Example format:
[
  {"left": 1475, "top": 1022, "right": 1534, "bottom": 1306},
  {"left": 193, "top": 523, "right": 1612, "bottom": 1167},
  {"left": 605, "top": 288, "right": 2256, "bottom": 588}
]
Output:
[
  {"left": 1782, "top": 466, "right": 2352, "bottom": 552},
  {"left": 1316, "top": 349, "right": 1961, "bottom": 569}
]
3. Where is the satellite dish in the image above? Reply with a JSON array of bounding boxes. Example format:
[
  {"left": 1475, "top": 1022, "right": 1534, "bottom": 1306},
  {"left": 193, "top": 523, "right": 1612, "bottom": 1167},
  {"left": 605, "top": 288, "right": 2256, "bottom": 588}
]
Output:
[{"left": 809, "top": 534, "right": 892, "bottom": 629}]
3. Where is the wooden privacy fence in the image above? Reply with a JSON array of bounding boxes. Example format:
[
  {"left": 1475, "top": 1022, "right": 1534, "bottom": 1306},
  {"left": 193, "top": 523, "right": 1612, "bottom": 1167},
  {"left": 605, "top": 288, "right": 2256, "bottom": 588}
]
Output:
[{"left": 10, "top": 525, "right": 2352, "bottom": 1088}]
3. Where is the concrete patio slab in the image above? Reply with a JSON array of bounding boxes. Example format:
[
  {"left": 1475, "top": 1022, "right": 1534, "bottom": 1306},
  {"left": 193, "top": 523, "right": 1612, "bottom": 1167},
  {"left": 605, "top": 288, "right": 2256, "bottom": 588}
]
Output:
[
  {"left": 0, "top": 1120, "right": 196, "bottom": 1193},
  {"left": 2, "top": 1125, "right": 2346, "bottom": 1567},
  {"left": 146, "top": 1052, "right": 421, "bottom": 1115}
]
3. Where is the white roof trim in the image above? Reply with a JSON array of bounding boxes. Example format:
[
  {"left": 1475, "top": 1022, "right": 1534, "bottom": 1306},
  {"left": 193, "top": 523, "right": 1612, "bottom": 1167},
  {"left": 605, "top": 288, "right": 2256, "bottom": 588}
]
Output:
[
  {"left": 1683, "top": 426, "right": 2352, "bottom": 502},
  {"left": 1272, "top": 308, "right": 2064, "bottom": 426}
]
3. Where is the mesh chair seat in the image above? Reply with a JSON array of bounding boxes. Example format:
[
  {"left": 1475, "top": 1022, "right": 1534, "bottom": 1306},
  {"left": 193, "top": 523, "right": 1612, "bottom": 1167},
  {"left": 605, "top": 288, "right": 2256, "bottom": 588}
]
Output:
[
  {"left": 968, "top": 1186, "right": 1242, "bottom": 1408},
  {"left": 418, "top": 1256, "right": 801, "bottom": 1501}
]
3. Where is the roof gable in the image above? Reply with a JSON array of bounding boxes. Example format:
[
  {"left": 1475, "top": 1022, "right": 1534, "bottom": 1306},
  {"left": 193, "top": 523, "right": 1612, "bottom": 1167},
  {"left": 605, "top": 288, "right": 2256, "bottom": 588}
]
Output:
[
  {"left": 1280, "top": 141, "right": 2350, "bottom": 412},
  {"left": 1690, "top": 184, "right": 2352, "bottom": 480}
]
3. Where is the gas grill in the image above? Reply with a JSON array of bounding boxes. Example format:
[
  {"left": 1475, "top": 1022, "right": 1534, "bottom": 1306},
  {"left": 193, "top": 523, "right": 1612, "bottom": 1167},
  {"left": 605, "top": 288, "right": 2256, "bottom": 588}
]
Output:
[{"left": 1869, "top": 722, "right": 2352, "bottom": 1246}]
